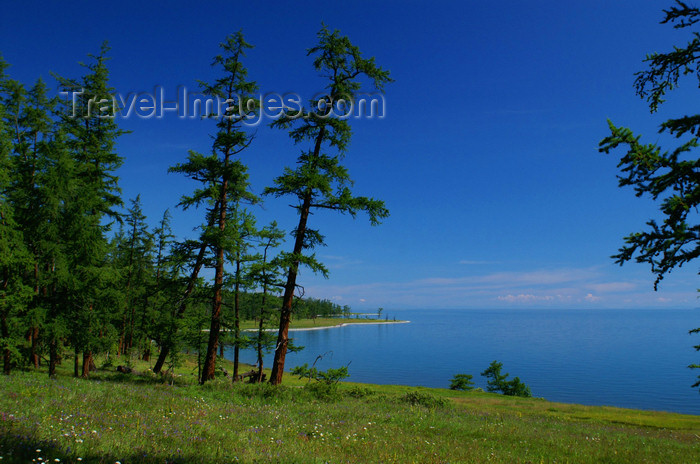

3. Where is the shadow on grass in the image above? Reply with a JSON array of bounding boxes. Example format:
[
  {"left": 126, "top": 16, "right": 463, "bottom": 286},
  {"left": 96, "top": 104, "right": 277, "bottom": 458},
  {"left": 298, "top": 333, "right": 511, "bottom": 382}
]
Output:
[{"left": 0, "top": 430, "right": 259, "bottom": 464}]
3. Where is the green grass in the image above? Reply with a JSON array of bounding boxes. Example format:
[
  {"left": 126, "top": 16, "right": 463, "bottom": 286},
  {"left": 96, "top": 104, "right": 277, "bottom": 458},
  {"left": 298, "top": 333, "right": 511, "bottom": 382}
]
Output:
[{"left": 0, "top": 355, "right": 698, "bottom": 463}]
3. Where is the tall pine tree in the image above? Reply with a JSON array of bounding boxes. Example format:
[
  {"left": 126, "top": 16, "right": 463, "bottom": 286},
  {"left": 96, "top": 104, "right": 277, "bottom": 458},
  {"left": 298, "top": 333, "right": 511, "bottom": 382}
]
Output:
[
  {"left": 54, "top": 42, "right": 125, "bottom": 378},
  {"left": 0, "top": 58, "right": 33, "bottom": 375},
  {"left": 159, "top": 32, "right": 258, "bottom": 382},
  {"left": 266, "top": 26, "right": 392, "bottom": 384}
]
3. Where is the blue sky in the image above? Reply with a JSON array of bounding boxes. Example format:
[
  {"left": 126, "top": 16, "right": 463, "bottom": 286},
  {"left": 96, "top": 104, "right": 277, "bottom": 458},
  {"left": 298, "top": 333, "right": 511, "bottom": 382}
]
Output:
[{"left": 1, "top": 1, "right": 697, "bottom": 309}]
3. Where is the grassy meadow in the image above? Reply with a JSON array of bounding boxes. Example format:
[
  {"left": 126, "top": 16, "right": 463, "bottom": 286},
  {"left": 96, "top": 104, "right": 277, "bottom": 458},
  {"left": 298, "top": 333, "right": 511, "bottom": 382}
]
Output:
[{"left": 1, "top": 354, "right": 698, "bottom": 464}]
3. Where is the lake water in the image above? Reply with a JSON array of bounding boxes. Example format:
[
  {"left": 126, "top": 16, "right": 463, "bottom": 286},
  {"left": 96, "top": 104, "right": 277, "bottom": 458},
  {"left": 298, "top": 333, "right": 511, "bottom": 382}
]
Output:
[{"left": 229, "top": 308, "right": 700, "bottom": 415}]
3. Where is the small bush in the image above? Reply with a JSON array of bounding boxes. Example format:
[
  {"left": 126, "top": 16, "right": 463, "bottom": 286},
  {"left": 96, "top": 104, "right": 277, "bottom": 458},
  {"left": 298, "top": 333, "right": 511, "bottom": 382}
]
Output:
[
  {"left": 449, "top": 373, "right": 475, "bottom": 391},
  {"left": 480, "top": 360, "right": 532, "bottom": 397},
  {"left": 399, "top": 391, "right": 448, "bottom": 408},
  {"left": 346, "top": 386, "right": 375, "bottom": 398},
  {"left": 291, "top": 363, "right": 349, "bottom": 385},
  {"left": 503, "top": 376, "right": 532, "bottom": 397},
  {"left": 304, "top": 381, "right": 342, "bottom": 401},
  {"left": 291, "top": 363, "right": 350, "bottom": 401},
  {"left": 234, "top": 382, "right": 292, "bottom": 402}
]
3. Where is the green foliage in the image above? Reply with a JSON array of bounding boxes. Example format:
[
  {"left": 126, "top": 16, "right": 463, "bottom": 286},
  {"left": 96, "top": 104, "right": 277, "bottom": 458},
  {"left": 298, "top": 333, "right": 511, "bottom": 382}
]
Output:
[
  {"left": 481, "top": 360, "right": 532, "bottom": 397},
  {"left": 163, "top": 32, "right": 261, "bottom": 384},
  {"left": 291, "top": 362, "right": 350, "bottom": 400},
  {"left": 449, "top": 373, "right": 475, "bottom": 391},
  {"left": 503, "top": 376, "right": 532, "bottom": 397},
  {"left": 598, "top": 3, "right": 700, "bottom": 289},
  {"left": 267, "top": 25, "right": 392, "bottom": 383},
  {"left": 398, "top": 390, "right": 448, "bottom": 408},
  {"left": 598, "top": 1, "right": 700, "bottom": 390},
  {"left": 291, "top": 363, "right": 350, "bottom": 385},
  {"left": 0, "top": 29, "right": 384, "bottom": 385},
  {"left": 481, "top": 360, "right": 509, "bottom": 393},
  {"left": 345, "top": 385, "right": 375, "bottom": 398}
]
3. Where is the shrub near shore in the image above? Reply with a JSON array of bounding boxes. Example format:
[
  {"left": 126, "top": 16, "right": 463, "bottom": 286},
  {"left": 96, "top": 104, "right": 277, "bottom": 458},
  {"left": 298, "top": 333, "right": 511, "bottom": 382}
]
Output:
[{"left": 1, "top": 357, "right": 699, "bottom": 463}]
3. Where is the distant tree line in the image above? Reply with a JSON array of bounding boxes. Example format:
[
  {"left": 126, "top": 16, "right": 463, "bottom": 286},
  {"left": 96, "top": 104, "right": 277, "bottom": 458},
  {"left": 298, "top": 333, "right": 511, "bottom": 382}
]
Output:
[{"left": 0, "top": 27, "right": 390, "bottom": 384}]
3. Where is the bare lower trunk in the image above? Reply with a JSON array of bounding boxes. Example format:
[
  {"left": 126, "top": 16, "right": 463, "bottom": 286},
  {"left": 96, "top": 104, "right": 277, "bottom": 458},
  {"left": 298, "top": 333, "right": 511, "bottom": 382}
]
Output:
[
  {"left": 152, "top": 201, "right": 220, "bottom": 374},
  {"left": 153, "top": 345, "right": 169, "bottom": 373},
  {"left": 49, "top": 338, "right": 58, "bottom": 378},
  {"left": 200, "top": 150, "right": 230, "bottom": 384},
  {"left": 200, "top": 244, "right": 224, "bottom": 383},
  {"left": 270, "top": 126, "right": 324, "bottom": 385},
  {"left": 117, "top": 313, "right": 126, "bottom": 357},
  {"left": 1, "top": 312, "right": 9, "bottom": 375},
  {"left": 73, "top": 347, "right": 79, "bottom": 377},
  {"left": 270, "top": 194, "right": 311, "bottom": 385},
  {"left": 127, "top": 303, "right": 135, "bottom": 355},
  {"left": 81, "top": 350, "right": 93, "bottom": 378},
  {"left": 233, "top": 255, "right": 240, "bottom": 380},
  {"left": 270, "top": 303, "right": 292, "bottom": 384},
  {"left": 256, "top": 292, "right": 267, "bottom": 383},
  {"left": 28, "top": 326, "right": 39, "bottom": 368}
]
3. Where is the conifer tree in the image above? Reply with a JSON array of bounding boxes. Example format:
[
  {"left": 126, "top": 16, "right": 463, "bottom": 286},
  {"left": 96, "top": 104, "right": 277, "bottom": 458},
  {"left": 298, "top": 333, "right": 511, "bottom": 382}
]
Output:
[
  {"left": 145, "top": 209, "right": 177, "bottom": 363},
  {"left": 54, "top": 42, "right": 125, "bottom": 378},
  {"left": 224, "top": 206, "right": 258, "bottom": 379},
  {"left": 246, "top": 221, "right": 286, "bottom": 382},
  {"left": 598, "top": 1, "right": 700, "bottom": 389},
  {"left": 265, "top": 26, "right": 392, "bottom": 384},
  {"left": 0, "top": 58, "right": 33, "bottom": 374},
  {"left": 163, "top": 32, "right": 258, "bottom": 382},
  {"left": 113, "top": 195, "right": 154, "bottom": 358},
  {"left": 2, "top": 76, "right": 46, "bottom": 370}
]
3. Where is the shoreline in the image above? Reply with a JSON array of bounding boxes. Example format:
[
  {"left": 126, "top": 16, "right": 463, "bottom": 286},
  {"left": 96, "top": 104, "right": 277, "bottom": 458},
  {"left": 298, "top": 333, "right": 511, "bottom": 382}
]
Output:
[
  {"left": 286, "top": 320, "right": 410, "bottom": 332},
  {"left": 243, "top": 320, "right": 410, "bottom": 332}
]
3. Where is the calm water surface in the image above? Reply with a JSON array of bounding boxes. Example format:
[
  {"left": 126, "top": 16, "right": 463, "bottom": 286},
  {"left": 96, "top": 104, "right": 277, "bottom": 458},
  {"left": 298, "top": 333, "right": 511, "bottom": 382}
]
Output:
[{"left": 229, "top": 308, "right": 700, "bottom": 415}]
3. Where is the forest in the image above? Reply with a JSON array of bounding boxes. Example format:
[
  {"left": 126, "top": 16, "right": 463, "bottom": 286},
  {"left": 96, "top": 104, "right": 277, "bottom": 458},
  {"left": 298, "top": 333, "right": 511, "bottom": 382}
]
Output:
[{"left": 0, "top": 27, "right": 390, "bottom": 385}]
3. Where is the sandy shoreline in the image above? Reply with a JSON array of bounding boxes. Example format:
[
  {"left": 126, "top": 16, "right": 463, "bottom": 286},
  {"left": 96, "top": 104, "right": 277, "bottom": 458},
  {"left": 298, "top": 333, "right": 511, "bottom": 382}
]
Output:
[
  {"left": 287, "top": 320, "right": 410, "bottom": 332},
  {"left": 243, "top": 320, "right": 410, "bottom": 333}
]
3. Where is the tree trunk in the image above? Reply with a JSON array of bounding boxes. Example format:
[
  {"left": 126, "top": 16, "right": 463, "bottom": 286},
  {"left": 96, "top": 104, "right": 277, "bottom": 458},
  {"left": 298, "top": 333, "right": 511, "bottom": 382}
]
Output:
[
  {"left": 201, "top": 168, "right": 229, "bottom": 384},
  {"left": 270, "top": 126, "right": 325, "bottom": 385},
  {"left": 29, "top": 326, "right": 39, "bottom": 368},
  {"left": 200, "top": 243, "right": 225, "bottom": 383},
  {"left": 29, "top": 263, "right": 40, "bottom": 368},
  {"left": 152, "top": 202, "right": 220, "bottom": 374},
  {"left": 73, "top": 347, "right": 79, "bottom": 377},
  {"left": 81, "top": 350, "right": 93, "bottom": 378},
  {"left": 48, "top": 338, "right": 58, "bottom": 378},
  {"left": 270, "top": 194, "right": 311, "bottom": 384},
  {"left": 154, "top": 345, "right": 169, "bottom": 374},
  {"left": 233, "top": 253, "right": 241, "bottom": 380},
  {"left": 127, "top": 302, "right": 136, "bottom": 354},
  {"left": 1, "top": 311, "right": 10, "bottom": 375},
  {"left": 117, "top": 313, "right": 126, "bottom": 357},
  {"left": 256, "top": 286, "right": 267, "bottom": 383}
]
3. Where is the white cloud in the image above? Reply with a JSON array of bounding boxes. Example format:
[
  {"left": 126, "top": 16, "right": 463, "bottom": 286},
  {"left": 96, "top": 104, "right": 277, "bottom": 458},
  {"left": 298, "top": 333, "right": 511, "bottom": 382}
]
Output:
[
  {"left": 589, "top": 282, "right": 636, "bottom": 293},
  {"left": 497, "top": 294, "right": 555, "bottom": 303},
  {"left": 301, "top": 265, "right": 697, "bottom": 309}
]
